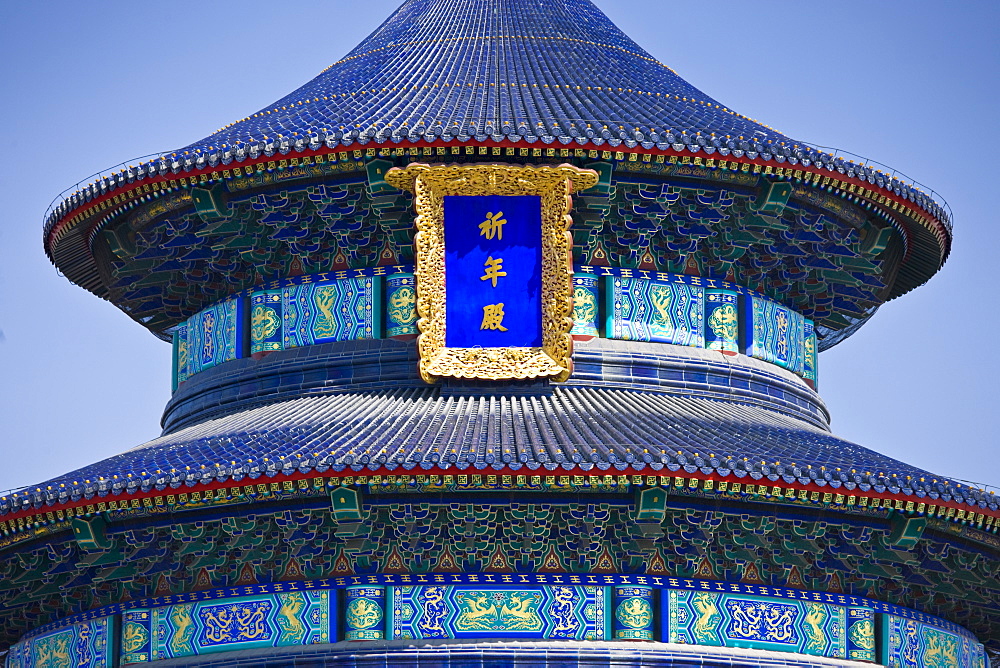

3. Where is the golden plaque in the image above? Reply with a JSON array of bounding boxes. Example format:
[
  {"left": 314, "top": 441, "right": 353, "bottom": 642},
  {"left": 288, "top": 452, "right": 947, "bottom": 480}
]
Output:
[{"left": 385, "top": 163, "right": 599, "bottom": 383}]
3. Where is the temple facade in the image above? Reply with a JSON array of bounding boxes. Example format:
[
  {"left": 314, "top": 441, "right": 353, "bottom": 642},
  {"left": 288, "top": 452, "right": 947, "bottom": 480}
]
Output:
[{"left": 3, "top": 0, "right": 997, "bottom": 666}]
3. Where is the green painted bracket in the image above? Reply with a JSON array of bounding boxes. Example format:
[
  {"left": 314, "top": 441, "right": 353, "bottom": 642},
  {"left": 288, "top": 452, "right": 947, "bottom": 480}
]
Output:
[
  {"left": 191, "top": 182, "right": 228, "bottom": 221},
  {"left": 753, "top": 180, "right": 793, "bottom": 216},
  {"left": 860, "top": 224, "right": 893, "bottom": 258},
  {"left": 102, "top": 226, "right": 135, "bottom": 259},
  {"left": 71, "top": 515, "right": 110, "bottom": 551},
  {"left": 888, "top": 515, "right": 927, "bottom": 550},
  {"left": 581, "top": 161, "right": 613, "bottom": 196},
  {"left": 331, "top": 487, "right": 363, "bottom": 521},
  {"left": 366, "top": 159, "right": 397, "bottom": 195},
  {"left": 635, "top": 487, "right": 668, "bottom": 523}
]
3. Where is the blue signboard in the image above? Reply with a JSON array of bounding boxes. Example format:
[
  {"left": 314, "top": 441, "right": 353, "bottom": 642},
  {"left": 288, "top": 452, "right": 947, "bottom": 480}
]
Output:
[{"left": 443, "top": 195, "right": 542, "bottom": 348}]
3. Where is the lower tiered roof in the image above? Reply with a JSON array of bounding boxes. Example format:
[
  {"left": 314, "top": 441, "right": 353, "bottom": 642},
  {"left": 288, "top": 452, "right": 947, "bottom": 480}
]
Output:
[{"left": 4, "top": 341, "right": 993, "bottom": 516}]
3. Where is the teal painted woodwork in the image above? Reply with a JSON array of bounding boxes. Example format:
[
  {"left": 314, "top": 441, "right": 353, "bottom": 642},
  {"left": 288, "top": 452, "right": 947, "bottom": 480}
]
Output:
[
  {"left": 882, "top": 613, "right": 987, "bottom": 668},
  {"left": 613, "top": 586, "right": 654, "bottom": 640},
  {"left": 173, "top": 267, "right": 823, "bottom": 387},
  {"left": 747, "top": 295, "right": 805, "bottom": 373},
  {"left": 390, "top": 585, "right": 608, "bottom": 641},
  {"left": 606, "top": 275, "right": 704, "bottom": 347},
  {"left": 665, "top": 590, "right": 847, "bottom": 657},
  {"left": 5, "top": 617, "right": 113, "bottom": 668},
  {"left": 186, "top": 297, "right": 241, "bottom": 376},
  {"left": 705, "top": 290, "right": 739, "bottom": 353},
  {"left": 249, "top": 289, "right": 283, "bottom": 354},
  {"left": 6, "top": 575, "right": 988, "bottom": 665},
  {"left": 171, "top": 324, "right": 188, "bottom": 389},
  {"left": 142, "top": 590, "right": 332, "bottom": 661},
  {"left": 385, "top": 273, "right": 417, "bottom": 339},
  {"left": 846, "top": 607, "right": 876, "bottom": 662},
  {"left": 802, "top": 318, "right": 818, "bottom": 385},
  {"left": 346, "top": 586, "right": 386, "bottom": 641},
  {"left": 282, "top": 277, "right": 380, "bottom": 349},
  {"left": 571, "top": 273, "right": 600, "bottom": 340},
  {"left": 121, "top": 609, "right": 153, "bottom": 664}
]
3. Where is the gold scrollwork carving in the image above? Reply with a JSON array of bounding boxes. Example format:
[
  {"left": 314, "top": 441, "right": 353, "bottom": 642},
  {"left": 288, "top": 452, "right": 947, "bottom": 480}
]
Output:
[{"left": 385, "top": 162, "right": 598, "bottom": 383}]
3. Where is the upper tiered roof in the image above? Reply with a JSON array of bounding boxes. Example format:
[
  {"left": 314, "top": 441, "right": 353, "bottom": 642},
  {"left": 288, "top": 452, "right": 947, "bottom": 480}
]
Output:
[
  {"left": 42, "top": 0, "right": 952, "bottom": 341},
  {"left": 184, "top": 0, "right": 790, "bottom": 152}
]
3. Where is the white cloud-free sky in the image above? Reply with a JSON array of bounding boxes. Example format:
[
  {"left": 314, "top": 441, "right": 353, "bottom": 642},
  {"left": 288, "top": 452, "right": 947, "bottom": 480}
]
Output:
[{"left": 0, "top": 0, "right": 997, "bottom": 495}]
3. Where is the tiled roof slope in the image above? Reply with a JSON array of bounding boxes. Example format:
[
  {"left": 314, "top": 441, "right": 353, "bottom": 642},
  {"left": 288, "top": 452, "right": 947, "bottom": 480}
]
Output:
[
  {"left": 184, "top": 0, "right": 790, "bottom": 153},
  {"left": 6, "top": 386, "right": 994, "bottom": 515}
]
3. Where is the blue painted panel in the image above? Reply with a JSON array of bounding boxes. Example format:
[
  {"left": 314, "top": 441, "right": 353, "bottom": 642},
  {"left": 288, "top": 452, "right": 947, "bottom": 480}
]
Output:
[
  {"left": 148, "top": 590, "right": 333, "bottom": 660},
  {"left": 121, "top": 608, "right": 153, "bottom": 664},
  {"left": 802, "top": 318, "right": 818, "bottom": 385},
  {"left": 6, "top": 616, "right": 113, "bottom": 668},
  {"left": 665, "top": 589, "right": 846, "bottom": 658},
  {"left": 346, "top": 586, "right": 386, "bottom": 641},
  {"left": 282, "top": 277, "right": 379, "bottom": 349},
  {"left": 390, "top": 585, "right": 607, "bottom": 640},
  {"left": 187, "top": 297, "right": 241, "bottom": 376},
  {"left": 614, "top": 586, "right": 654, "bottom": 640},
  {"left": 747, "top": 295, "right": 804, "bottom": 373},
  {"left": 845, "top": 607, "right": 875, "bottom": 663},
  {"left": 607, "top": 275, "right": 704, "bottom": 347},
  {"left": 172, "top": 324, "right": 189, "bottom": 390},
  {"left": 882, "top": 614, "right": 986, "bottom": 668},
  {"left": 444, "top": 195, "right": 542, "bottom": 348}
]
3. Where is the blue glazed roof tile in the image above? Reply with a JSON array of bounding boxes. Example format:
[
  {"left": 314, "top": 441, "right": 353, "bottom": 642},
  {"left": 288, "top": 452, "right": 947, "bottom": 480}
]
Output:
[
  {"left": 5, "top": 386, "right": 992, "bottom": 514},
  {"left": 43, "top": 0, "right": 951, "bottom": 247},
  {"left": 185, "top": 0, "right": 791, "bottom": 153}
]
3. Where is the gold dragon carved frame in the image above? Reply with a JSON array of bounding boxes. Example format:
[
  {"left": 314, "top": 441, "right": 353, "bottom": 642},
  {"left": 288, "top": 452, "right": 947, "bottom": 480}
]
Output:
[{"left": 384, "top": 163, "right": 598, "bottom": 383}]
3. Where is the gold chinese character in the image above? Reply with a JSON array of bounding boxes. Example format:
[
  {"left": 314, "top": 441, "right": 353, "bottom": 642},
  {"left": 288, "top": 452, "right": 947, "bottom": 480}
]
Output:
[
  {"left": 479, "top": 211, "right": 507, "bottom": 240},
  {"left": 481, "top": 304, "right": 508, "bottom": 331},
  {"left": 480, "top": 256, "right": 507, "bottom": 287}
]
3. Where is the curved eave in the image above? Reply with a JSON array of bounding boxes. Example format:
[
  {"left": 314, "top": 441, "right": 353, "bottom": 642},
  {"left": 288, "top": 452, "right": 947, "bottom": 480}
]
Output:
[
  {"left": 43, "top": 139, "right": 951, "bottom": 334},
  {"left": 1, "top": 386, "right": 995, "bottom": 543},
  {"left": 1, "top": 463, "right": 996, "bottom": 557}
]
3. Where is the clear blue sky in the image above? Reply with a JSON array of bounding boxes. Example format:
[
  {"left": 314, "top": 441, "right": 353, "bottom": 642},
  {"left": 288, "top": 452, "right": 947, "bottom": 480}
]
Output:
[{"left": 1, "top": 1, "right": 997, "bottom": 496}]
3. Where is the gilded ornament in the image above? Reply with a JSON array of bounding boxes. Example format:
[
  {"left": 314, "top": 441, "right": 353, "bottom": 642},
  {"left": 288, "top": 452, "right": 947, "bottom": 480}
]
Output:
[
  {"left": 550, "top": 587, "right": 581, "bottom": 635},
  {"left": 417, "top": 586, "right": 448, "bottom": 637},
  {"left": 708, "top": 302, "right": 738, "bottom": 341},
  {"left": 32, "top": 632, "right": 72, "bottom": 668},
  {"left": 276, "top": 591, "right": 307, "bottom": 643},
  {"left": 615, "top": 597, "right": 652, "bottom": 629},
  {"left": 346, "top": 597, "right": 383, "bottom": 630},
  {"left": 649, "top": 285, "right": 674, "bottom": 327},
  {"left": 691, "top": 592, "right": 721, "bottom": 643},
  {"left": 573, "top": 286, "right": 598, "bottom": 327},
  {"left": 387, "top": 286, "right": 417, "bottom": 325},
  {"left": 724, "top": 599, "right": 797, "bottom": 643},
  {"left": 121, "top": 621, "right": 149, "bottom": 654},
  {"left": 922, "top": 629, "right": 959, "bottom": 668},
  {"left": 803, "top": 602, "right": 828, "bottom": 651},
  {"left": 169, "top": 604, "right": 195, "bottom": 655},
  {"left": 385, "top": 163, "right": 598, "bottom": 383},
  {"left": 250, "top": 305, "right": 280, "bottom": 342},
  {"left": 200, "top": 602, "right": 271, "bottom": 644},
  {"left": 848, "top": 619, "right": 875, "bottom": 650},
  {"left": 313, "top": 285, "right": 341, "bottom": 338},
  {"left": 176, "top": 338, "right": 189, "bottom": 375},
  {"left": 454, "top": 590, "right": 543, "bottom": 632}
]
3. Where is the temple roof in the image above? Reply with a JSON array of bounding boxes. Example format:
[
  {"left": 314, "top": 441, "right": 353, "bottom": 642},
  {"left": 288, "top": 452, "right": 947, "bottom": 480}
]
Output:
[
  {"left": 184, "top": 0, "right": 790, "bottom": 153},
  {"left": 5, "top": 385, "right": 994, "bottom": 516},
  {"left": 42, "top": 0, "right": 952, "bottom": 331}
]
